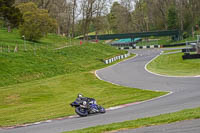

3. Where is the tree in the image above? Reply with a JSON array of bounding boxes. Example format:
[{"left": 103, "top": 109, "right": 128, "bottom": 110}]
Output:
[
  {"left": 108, "top": 2, "right": 132, "bottom": 33},
  {"left": 167, "top": 6, "right": 178, "bottom": 30},
  {"left": 16, "top": 0, "right": 73, "bottom": 36},
  {"left": 71, "top": 0, "right": 77, "bottom": 38},
  {"left": 0, "top": 0, "right": 23, "bottom": 32},
  {"left": 17, "top": 2, "right": 57, "bottom": 41},
  {"left": 79, "top": 0, "right": 109, "bottom": 39}
]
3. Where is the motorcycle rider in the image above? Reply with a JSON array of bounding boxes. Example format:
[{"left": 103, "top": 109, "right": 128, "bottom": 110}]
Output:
[
  {"left": 77, "top": 94, "right": 99, "bottom": 113},
  {"left": 77, "top": 94, "right": 97, "bottom": 105}
]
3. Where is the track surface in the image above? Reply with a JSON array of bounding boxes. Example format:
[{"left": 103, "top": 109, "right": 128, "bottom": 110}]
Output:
[{"left": 1, "top": 49, "right": 200, "bottom": 133}]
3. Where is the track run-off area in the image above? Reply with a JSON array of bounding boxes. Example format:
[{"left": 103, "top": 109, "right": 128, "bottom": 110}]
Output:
[{"left": 0, "top": 48, "right": 200, "bottom": 133}]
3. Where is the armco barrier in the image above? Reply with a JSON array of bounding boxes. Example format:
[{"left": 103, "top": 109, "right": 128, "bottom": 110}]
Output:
[
  {"left": 182, "top": 53, "right": 200, "bottom": 59},
  {"left": 119, "top": 45, "right": 160, "bottom": 50},
  {"left": 104, "top": 53, "right": 131, "bottom": 64}
]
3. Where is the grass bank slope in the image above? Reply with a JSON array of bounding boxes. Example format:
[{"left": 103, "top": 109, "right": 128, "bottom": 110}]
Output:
[
  {"left": 0, "top": 29, "right": 167, "bottom": 127},
  {"left": 0, "top": 43, "right": 126, "bottom": 87},
  {"left": 147, "top": 53, "right": 200, "bottom": 76},
  {"left": 0, "top": 28, "right": 77, "bottom": 49},
  {"left": 0, "top": 42, "right": 167, "bottom": 127}
]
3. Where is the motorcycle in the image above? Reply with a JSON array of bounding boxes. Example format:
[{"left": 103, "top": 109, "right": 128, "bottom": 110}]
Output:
[{"left": 70, "top": 95, "right": 106, "bottom": 117}]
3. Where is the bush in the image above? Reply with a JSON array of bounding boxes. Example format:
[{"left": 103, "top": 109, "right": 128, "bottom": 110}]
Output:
[
  {"left": 183, "top": 32, "right": 189, "bottom": 39},
  {"left": 17, "top": 2, "right": 57, "bottom": 41},
  {"left": 0, "top": 19, "right": 5, "bottom": 28}
]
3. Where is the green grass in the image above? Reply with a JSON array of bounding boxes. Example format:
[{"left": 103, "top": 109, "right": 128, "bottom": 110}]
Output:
[
  {"left": 0, "top": 28, "right": 80, "bottom": 50},
  {"left": 65, "top": 107, "right": 200, "bottom": 133},
  {"left": 163, "top": 49, "right": 181, "bottom": 54},
  {"left": 0, "top": 43, "right": 126, "bottom": 87},
  {"left": 147, "top": 53, "right": 200, "bottom": 76},
  {"left": 0, "top": 28, "right": 167, "bottom": 127},
  {"left": 0, "top": 72, "right": 166, "bottom": 127},
  {"left": 0, "top": 40, "right": 166, "bottom": 127}
]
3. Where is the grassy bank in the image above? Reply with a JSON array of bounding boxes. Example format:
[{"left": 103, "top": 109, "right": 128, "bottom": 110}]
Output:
[
  {"left": 0, "top": 28, "right": 79, "bottom": 50},
  {"left": 0, "top": 72, "right": 166, "bottom": 127},
  {"left": 66, "top": 107, "right": 200, "bottom": 133},
  {"left": 0, "top": 42, "right": 167, "bottom": 127},
  {"left": 147, "top": 53, "right": 200, "bottom": 76},
  {"left": 0, "top": 43, "right": 126, "bottom": 87}
]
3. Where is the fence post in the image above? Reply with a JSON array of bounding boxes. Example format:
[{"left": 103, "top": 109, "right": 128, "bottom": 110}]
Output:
[
  {"left": 0, "top": 45, "right": 2, "bottom": 53},
  {"left": 8, "top": 45, "right": 10, "bottom": 53},
  {"left": 34, "top": 43, "right": 36, "bottom": 55},
  {"left": 14, "top": 44, "right": 18, "bottom": 53}
]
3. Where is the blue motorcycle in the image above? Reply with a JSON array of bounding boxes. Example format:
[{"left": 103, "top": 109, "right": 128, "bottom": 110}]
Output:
[{"left": 70, "top": 94, "right": 106, "bottom": 117}]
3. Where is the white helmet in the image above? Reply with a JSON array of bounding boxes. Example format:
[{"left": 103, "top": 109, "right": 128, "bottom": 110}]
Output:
[{"left": 78, "top": 94, "right": 83, "bottom": 98}]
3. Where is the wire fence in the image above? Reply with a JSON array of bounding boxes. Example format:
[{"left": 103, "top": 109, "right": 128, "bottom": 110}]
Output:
[
  {"left": 0, "top": 42, "right": 53, "bottom": 55},
  {"left": 0, "top": 39, "right": 92, "bottom": 55}
]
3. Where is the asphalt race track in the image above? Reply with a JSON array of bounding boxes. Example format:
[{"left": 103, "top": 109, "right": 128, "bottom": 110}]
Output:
[{"left": 0, "top": 48, "right": 200, "bottom": 133}]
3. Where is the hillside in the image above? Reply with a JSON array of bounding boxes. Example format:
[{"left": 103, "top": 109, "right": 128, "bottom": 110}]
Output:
[
  {"left": 0, "top": 28, "right": 77, "bottom": 49},
  {"left": 0, "top": 33, "right": 126, "bottom": 87},
  {"left": 0, "top": 29, "right": 166, "bottom": 126}
]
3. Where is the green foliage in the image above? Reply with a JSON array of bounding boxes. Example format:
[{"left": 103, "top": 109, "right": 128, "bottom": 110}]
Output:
[
  {"left": 167, "top": 6, "right": 178, "bottom": 30},
  {"left": 0, "top": 19, "right": 5, "bottom": 28},
  {"left": 108, "top": 2, "right": 119, "bottom": 33},
  {"left": 108, "top": 2, "right": 132, "bottom": 33},
  {"left": 183, "top": 31, "right": 189, "bottom": 39},
  {"left": 17, "top": 2, "right": 57, "bottom": 41},
  {"left": 0, "top": 0, "right": 23, "bottom": 30}
]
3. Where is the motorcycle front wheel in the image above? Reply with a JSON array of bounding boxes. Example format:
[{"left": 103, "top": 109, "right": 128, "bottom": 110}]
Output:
[
  {"left": 75, "top": 107, "right": 88, "bottom": 117},
  {"left": 98, "top": 106, "right": 106, "bottom": 113}
]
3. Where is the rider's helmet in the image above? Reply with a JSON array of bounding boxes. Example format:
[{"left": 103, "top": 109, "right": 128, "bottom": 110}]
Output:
[{"left": 77, "top": 93, "right": 83, "bottom": 98}]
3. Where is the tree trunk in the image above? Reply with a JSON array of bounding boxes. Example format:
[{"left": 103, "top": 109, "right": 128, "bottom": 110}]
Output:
[
  {"left": 57, "top": 26, "right": 61, "bottom": 35},
  {"left": 6, "top": 21, "right": 11, "bottom": 32},
  {"left": 7, "top": 25, "right": 11, "bottom": 32},
  {"left": 192, "top": 26, "right": 194, "bottom": 38},
  {"left": 95, "top": 31, "right": 98, "bottom": 41},
  {"left": 72, "top": 0, "right": 76, "bottom": 38}
]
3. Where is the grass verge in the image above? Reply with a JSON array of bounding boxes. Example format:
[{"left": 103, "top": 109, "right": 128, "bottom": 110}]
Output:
[
  {"left": 147, "top": 53, "right": 200, "bottom": 76},
  {"left": 65, "top": 107, "right": 200, "bottom": 133},
  {"left": 163, "top": 49, "right": 181, "bottom": 54}
]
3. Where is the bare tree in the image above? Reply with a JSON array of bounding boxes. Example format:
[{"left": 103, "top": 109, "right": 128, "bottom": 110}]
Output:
[
  {"left": 79, "top": 0, "right": 109, "bottom": 40},
  {"left": 71, "top": 0, "right": 77, "bottom": 38}
]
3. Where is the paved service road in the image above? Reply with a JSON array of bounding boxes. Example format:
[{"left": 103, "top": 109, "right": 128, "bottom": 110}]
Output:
[
  {"left": 0, "top": 49, "right": 200, "bottom": 133},
  {"left": 117, "top": 119, "right": 200, "bottom": 133}
]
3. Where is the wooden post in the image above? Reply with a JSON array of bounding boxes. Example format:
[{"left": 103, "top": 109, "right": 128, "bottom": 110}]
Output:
[
  {"left": 14, "top": 44, "right": 18, "bottom": 53},
  {"left": 197, "top": 35, "right": 200, "bottom": 54},
  {"left": 8, "top": 45, "right": 10, "bottom": 53},
  {"left": 0, "top": 45, "right": 2, "bottom": 53}
]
